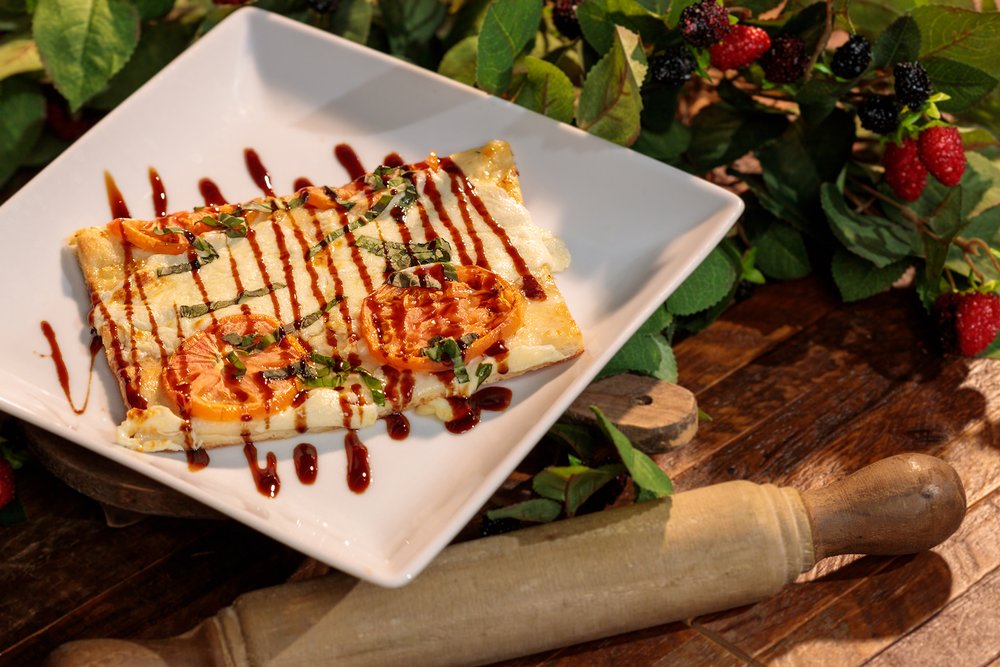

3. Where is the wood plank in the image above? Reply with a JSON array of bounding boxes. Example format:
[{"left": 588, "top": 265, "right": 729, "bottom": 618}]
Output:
[
  {"left": 865, "top": 563, "right": 1000, "bottom": 666},
  {"left": 0, "top": 455, "right": 303, "bottom": 664},
  {"left": 673, "top": 278, "right": 838, "bottom": 395},
  {"left": 684, "top": 485, "right": 1000, "bottom": 666},
  {"left": 661, "top": 287, "right": 945, "bottom": 491}
]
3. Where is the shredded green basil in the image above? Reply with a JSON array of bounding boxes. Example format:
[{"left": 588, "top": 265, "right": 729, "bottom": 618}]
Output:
[
  {"left": 306, "top": 168, "right": 418, "bottom": 259},
  {"left": 226, "top": 350, "right": 247, "bottom": 380},
  {"left": 475, "top": 362, "right": 493, "bottom": 390},
  {"left": 178, "top": 283, "right": 286, "bottom": 319},
  {"left": 354, "top": 236, "right": 453, "bottom": 272},
  {"left": 258, "top": 352, "right": 386, "bottom": 406},
  {"left": 200, "top": 212, "right": 249, "bottom": 238},
  {"left": 386, "top": 262, "right": 458, "bottom": 289},
  {"left": 422, "top": 334, "right": 478, "bottom": 383}
]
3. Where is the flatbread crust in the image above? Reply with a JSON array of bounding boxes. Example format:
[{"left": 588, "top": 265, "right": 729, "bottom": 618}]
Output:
[{"left": 72, "top": 141, "right": 583, "bottom": 452}]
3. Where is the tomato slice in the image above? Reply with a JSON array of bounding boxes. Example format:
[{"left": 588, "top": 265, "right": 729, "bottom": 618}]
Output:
[
  {"left": 109, "top": 202, "right": 266, "bottom": 255},
  {"left": 360, "top": 264, "right": 523, "bottom": 372},
  {"left": 163, "top": 314, "right": 305, "bottom": 421},
  {"left": 109, "top": 210, "right": 214, "bottom": 255}
]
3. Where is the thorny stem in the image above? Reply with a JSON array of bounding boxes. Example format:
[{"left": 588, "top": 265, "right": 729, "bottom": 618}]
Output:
[
  {"left": 844, "top": 188, "right": 876, "bottom": 215},
  {"left": 955, "top": 237, "right": 1000, "bottom": 277},
  {"left": 803, "top": 0, "right": 835, "bottom": 84},
  {"left": 850, "top": 180, "right": 940, "bottom": 240}
]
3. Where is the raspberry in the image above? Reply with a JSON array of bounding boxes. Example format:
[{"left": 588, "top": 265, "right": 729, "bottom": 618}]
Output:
[
  {"left": 678, "top": 0, "right": 731, "bottom": 48},
  {"left": 709, "top": 24, "right": 771, "bottom": 71},
  {"left": 306, "top": 0, "right": 340, "bottom": 12},
  {"left": 649, "top": 46, "right": 697, "bottom": 87},
  {"left": 894, "top": 61, "right": 933, "bottom": 110},
  {"left": 857, "top": 94, "right": 899, "bottom": 135},
  {"left": 0, "top": 460, "right": 13, "bottom": 510},
  {"left": 830, "top": 34, "right": 871, "bottom": 79},
  {"left": 918, "top": 125, "right": 966, "bottom": 187},
  {"left": 942, "top": 292, "right": 1000, "bottom": 357},
  {"left": 760, "top": 34, "right": 808, "bottom": 83},
  {"left": 552, "top": 0, "right": 582, "bottom": 40},
  {"left": 883, "top": 137, "right": 927, "bottom": 201}
]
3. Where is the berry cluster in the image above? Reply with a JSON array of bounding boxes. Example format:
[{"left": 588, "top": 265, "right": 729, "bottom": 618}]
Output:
[
  {"left": 881, "top": 126, "right": 966, "bottom": 201},
  {"left": 674, "top": 0, "right": 809, "bottom": 84},
  {"left": 934, "top": 292, "right": 1000, "bottom": 357}
]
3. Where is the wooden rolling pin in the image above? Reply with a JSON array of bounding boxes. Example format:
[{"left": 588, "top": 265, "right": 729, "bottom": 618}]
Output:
[{"left": 47, "top": 453, "right": 965, "bottom": 667}]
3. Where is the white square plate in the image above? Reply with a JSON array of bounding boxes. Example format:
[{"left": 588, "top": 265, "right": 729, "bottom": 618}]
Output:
[{"left": 0, "top": 8, "right": 742, "bottom": 586}]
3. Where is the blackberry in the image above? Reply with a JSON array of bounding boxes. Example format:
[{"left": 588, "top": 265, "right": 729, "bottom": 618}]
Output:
[
  {"left": 857, "top": 94, "right": 899, "bottom": 135},
  {"left": 480, "top": 515, "right": 522, "bottom": 537},
  {"left": 678, "top": 0, "right": 731, "bottom": 48},
  {"left": 760, "top": 34, "right": 808, "bottom": 83},
  {"left": 649, "top": 46, "right": 697, "bottom": 87},
  {"left": 552, "top": 0, "right": 582, "bottom": 40},
  {"left": 894, "top": 61, "right": 932, "bottom": 110},
  {"left": 830, "top": 34, "right": 871, "bottom": 79},
  {"left": 306, "top": 0, "right": 340, "bottom": 12}
]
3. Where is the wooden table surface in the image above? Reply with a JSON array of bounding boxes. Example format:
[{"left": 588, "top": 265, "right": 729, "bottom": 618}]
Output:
[{"left": 3, "top": 276, "right": 999, "bottom": 666}]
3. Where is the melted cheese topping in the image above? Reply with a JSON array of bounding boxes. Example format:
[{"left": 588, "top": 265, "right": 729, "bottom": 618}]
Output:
[{"left": 73, "top": 142, "right": 583, "bottom": 452}]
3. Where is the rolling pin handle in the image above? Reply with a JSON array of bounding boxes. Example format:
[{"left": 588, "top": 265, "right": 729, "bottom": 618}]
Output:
[{"left": 801, "top": 453, "right": 966, "bottom": 561}]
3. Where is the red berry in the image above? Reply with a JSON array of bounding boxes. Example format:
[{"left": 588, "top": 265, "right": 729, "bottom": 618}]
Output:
[
  {"left": 710, "top": 25, "right": 771, "bottom": 71},
  {"left": 0, "top": 460, "right": 14, "bottom": 510},
  {"left": 953, "top": 292, "right": 1000, "bottom": 357},
  {"left": 882, "top": 137, "right": 927, "bottom": 202},
  {"left": 918, "top": 126, "right": 966, "bottom": 187}
]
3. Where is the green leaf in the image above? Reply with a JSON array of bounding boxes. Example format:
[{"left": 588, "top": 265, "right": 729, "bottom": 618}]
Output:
[
  {"left": 331, "top": 0, "right": 374, "bottom": 44},
  {"left": 831, "top": 249, "right": 909, "bottom": 303},
  {"left": 753, "top": 222, "right": 812, "bottom": 280},
  {"left": 548, "top": 421, "right": 603, "bottom": 462},
  {"left": 844, "top": 1, "right": 913, "bottom": 37},
  {"left": 33, "top": 0, "right": 139, "bottom": 111},
  {"left": 821, "top": 183, "right": 918, "bottom": 267},
  {"left": 532, "top": 468, "right": 569, "bottom": 501},
  {"left": 914, "top": 6, "right": 1000, "bottom": 80},
  {"left": 756, "top": 109, "right": 855, "bottom": 227},
  {"left": 921, "top": 57, "right": 998, "bottom": 113},
  {"left": 634, "top": 83, "right": 689, "bottom": 162},
  {"left": 576, "top": 25, "right": 645, "bottom": 145},
  {"left": 591, "top": 405, "right": 672, "bottom": 498},
  {"left": 131, "top": 0, "right": 172, "bottom": 20},
  {"left": 565, "top": 465, "right": 622, "bottom": 517},
  {"left": 795, "top": 78, "right": 854, "bottom": 127},
  {"left": 666, "top": 244, "right": 740, "bottom": 316},
  {"left": 576, "top": 0, "right": 664, "bottom": 54},
  {"left": 381, "top": 0, "right": 447, "bottom": 65},
  {"left": 0, "top": 34, "right": 42, "bottom": 82},
  {"left": 597, "top": 327, "right": 676, "bottom": 381},
  {"left": 0, "top": 78, "right": 44, "bottom": 187},
  {"left": 438, "top": 34, "right": 477, "bottom": 85},
  {"left": 687, "top": 103, "right": 788, "bottom": 171},
  {"left": 89, "top": 19, "right": 195, "bottom": 110},
  {"left": 871, "top": 15, "right": 921, "bottom": 69},
  {"left": 475, "top": 0, "right": 541, "bottom": 95},
  {"left": 486, "top": 498, "right": 562, "bottom": 523},
  {"left": 509, "top": 55, "right": 574, "bottom": 123}
]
